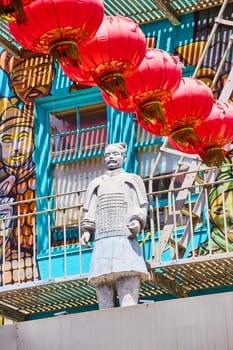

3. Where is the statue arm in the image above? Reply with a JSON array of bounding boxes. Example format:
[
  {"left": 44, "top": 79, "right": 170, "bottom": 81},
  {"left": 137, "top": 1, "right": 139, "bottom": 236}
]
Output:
[
  {"left": 124, "top": 175, "right": 148, "bottom": 239},
  {"left": 80, "top": 180, "right": 99, "bottom": 246},
  {"left": 126, "top": 174, "right": 148, "bottom": 230}
]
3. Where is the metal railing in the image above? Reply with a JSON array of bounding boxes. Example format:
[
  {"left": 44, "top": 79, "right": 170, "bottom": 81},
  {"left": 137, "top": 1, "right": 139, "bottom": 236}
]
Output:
[
  {"left": 0, "top": 163, "right": 232, "bottom": 288},
  {"left": 50, "top": 124, "right": 108, "bottom": 161}
]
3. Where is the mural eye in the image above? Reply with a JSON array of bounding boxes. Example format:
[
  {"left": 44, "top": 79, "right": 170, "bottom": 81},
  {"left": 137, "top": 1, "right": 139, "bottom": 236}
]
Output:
[
  {"left": 214, "top": 207, "right": 224, "bottom": 215},
  {"left": 18, "top": 135, "right": 26, "bottom": 142},
  {"left": 18, "top": 132, "right": 30, "bottom": 142},
  {"left": 12, "top": 74, "right": 26, "bottom": 82},
  {"left": 36, "top": 67, "right": 49, "bottom": 76},
  {"left": 1, "top": 137, "right": 12, "bottom": 143}
]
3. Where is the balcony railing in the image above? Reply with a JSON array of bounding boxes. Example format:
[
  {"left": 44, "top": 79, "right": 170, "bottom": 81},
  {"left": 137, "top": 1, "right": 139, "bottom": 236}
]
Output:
[
  {"left": 50, "top": 124, "right": 107, "bottom": 161},
  {"left": 0, "top": 163, "right": 232, "bottom": 287}
]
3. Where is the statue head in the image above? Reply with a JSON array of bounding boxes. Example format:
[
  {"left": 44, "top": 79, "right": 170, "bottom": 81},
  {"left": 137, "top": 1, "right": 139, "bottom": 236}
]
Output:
[{"left": 104, "top": 142, "right": 127, "bottom": 170}]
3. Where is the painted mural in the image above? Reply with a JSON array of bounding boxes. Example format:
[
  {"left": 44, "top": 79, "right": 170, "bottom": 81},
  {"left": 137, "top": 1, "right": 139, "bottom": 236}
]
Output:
[
  {"left": 196, "top": 151, "right": 233, "bottom": 255},
  {"left": 0, "top": 50, "right": 55, "bottom": 284},
  {"left": 0, "top": 4, "right": 232, "bottom": 286},
  {"left": 173, "top": 4, "right": 233, "bottom": 255},
  {"left": 175, "top": 5, "right": 233, "bottom": 104}
]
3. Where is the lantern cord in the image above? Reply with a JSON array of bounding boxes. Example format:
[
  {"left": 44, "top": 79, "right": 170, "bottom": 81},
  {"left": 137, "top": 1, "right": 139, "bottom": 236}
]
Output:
[
  {"left": 140, "top": 99, "right": 165, "bottom": 124},
  {"left": 0, "top": 0, "right": 26, "bottom": 23},
  {"left": 98, "top": 72, "right": 128, "bottom": 99},
  {"left": 202, "top": 147, "right": 227, "bottom": 167},
  {"left": 170, "top": 126, "right": 200, "bottom": 146},
  {"left": 49, "top": 39, "right": 80, "bottom": 64}
]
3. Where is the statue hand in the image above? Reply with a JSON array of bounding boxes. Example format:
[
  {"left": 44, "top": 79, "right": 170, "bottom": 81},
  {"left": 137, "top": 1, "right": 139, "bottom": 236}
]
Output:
[
  {"left": 80, "top": 231, "right": 91, "bottom": 248},
  {"left": 127, "top": 219, "right": 141, "bottom": 237}
]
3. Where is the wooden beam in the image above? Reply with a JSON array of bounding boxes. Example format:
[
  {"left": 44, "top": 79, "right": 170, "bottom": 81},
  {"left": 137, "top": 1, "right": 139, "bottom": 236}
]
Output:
[
  {"left": 0, "top": 34, "right": 22, "bottom": 58},
  {"left": 151, "top": 270, "right": 188, "bottom": 297},
  {"left": 153, "top": 0, "right": 181, "bottom": 25},
  {"left": 0, "top": 302, "right": 27, "bottom": 322}
]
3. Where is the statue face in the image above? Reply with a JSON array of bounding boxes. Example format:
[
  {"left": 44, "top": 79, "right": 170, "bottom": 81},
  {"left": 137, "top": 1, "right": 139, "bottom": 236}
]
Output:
[{"left": 104, "top": 145, "right": 125, "bottom": 170}]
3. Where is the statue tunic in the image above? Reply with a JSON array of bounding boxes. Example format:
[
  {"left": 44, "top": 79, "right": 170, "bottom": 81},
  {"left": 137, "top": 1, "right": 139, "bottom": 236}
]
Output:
[{"left": 81, "top": 168, "right": 149, "bottom": 286}]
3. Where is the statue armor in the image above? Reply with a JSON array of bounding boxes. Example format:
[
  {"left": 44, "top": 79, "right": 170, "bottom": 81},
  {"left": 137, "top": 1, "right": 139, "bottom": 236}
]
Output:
[
  {"left": 81, "top": 168, "right": 149, "bottom": 286},
  {"left": 96, "top": 193, "right": 129, "bottom": 240}
]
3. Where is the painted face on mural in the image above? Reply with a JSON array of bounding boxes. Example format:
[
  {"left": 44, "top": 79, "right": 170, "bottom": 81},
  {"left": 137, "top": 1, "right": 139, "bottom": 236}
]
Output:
[
  {"left": 209, "top": 189, "right": 233, "bottom": 241},
  {"left": 0, "top": 125, "right": 34, "bottom": 168},
  {"left": 10, "top": 56, "right": 54, "bottom": 104}
]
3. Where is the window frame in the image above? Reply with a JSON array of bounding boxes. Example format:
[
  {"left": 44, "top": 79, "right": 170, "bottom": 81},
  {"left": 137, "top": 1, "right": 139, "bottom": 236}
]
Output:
[
  {"left": 34, "top": 87, "right": 106, "bottom": 251},
  {"left": 34, "top": 88, "right": 105, "bottom": 193}
]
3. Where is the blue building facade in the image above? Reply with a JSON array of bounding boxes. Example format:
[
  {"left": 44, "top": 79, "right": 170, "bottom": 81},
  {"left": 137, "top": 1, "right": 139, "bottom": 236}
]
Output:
[{"left": 0, "top": 2, "right": 232, "bottom": 320}]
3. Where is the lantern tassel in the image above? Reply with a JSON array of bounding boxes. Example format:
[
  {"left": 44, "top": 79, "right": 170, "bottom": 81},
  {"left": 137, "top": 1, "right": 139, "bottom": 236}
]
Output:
[
  {"left": 171, "top": 126, "right": 200, "bottom": 147},
  {"left": 202, "top": 147, "right": 227, "bottom": 167},
  {"left": 99, "top": 72, "right": 128, "bottom": 99},
  {"left": 140, "top": 99, "right": 165, "bottom": 124},
  {"left": 49, "top": 39, "right": 80, "bottom": 64},
  {"left": 0, "top": 0, "right": 26, "bottom": 23}
]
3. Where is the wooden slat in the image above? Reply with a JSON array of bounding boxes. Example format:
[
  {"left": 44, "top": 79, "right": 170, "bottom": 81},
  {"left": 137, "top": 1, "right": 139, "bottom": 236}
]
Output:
[{"left": 2, "top": 256, "right": 233, "bottom": 321}]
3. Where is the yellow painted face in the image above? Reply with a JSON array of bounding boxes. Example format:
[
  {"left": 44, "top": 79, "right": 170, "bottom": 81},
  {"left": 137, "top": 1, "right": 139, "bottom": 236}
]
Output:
[
  {"left": 209, "top": 189, "right": 233, "bottom": 240},
  {"left": 0, "top": 125, "right": 34, "bottom": 168},
  {"left": 10, "top": 56, "right": 54, "bottom": 104}
]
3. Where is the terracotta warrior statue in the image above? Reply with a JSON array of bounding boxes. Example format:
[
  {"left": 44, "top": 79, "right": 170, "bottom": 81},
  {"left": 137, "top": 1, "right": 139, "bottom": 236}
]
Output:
[{"left": 80, "top": 142, "right": 149, "bottom": 309}]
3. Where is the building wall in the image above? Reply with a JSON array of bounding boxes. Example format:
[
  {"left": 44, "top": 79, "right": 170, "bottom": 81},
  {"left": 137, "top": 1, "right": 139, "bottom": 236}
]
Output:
[
  {"left": 0, "top": 4, "right": 232, "bottom": 286},
  {"left": 2, "top": 290, "right": 233, "bottom": 350}
]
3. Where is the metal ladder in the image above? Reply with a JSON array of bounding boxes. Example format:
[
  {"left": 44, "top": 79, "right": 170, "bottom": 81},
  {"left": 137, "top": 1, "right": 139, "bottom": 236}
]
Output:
[
  {"left": 193, "top": 0, "right": 233, "bottom": 101},
  {"left": 150, "top": 0, "right": 233, "bottom": 262}
]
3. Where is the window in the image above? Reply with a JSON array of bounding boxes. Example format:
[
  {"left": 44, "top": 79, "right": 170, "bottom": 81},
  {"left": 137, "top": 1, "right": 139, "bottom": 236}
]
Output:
[
  {"left": 49, "top": 101, "right": 107, "bottom": 230},
  {"left": 50, "top": 103, "right": 107, "bottom": 159},
  {"left": 53, "top": 157, "right": 105, "bottom": 228},
  {"left": 34, "top": 88, "right": 109, "bottom": 249}
]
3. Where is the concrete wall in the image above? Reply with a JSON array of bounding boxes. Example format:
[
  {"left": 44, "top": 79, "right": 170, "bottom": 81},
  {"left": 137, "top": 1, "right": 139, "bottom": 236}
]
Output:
[{"left": 1, "top": 291, "right": 233, "bottom": 350}]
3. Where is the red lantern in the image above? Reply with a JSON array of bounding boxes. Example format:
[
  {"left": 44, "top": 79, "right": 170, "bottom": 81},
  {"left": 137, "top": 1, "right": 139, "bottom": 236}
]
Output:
[
  {"left": 168, "top": 100, "right": 233, "bottom": 166},
  {"left": 137, "top": 77, "right": 214, "bottom": 138},
  {"left": 0, "top": 0, "right": 34, "bottom": 23},
  {"left": 102, "top": 48, "right": 182, "bottom": 120},
  {"left": 8, "top": 0, "right": 104, "bottom": 62},
  {"left": 73, "top": 15, "right": 147, "bottom": 99},
  {"left": 61, "top": 61, "right": 96, "bottom": 87}
]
